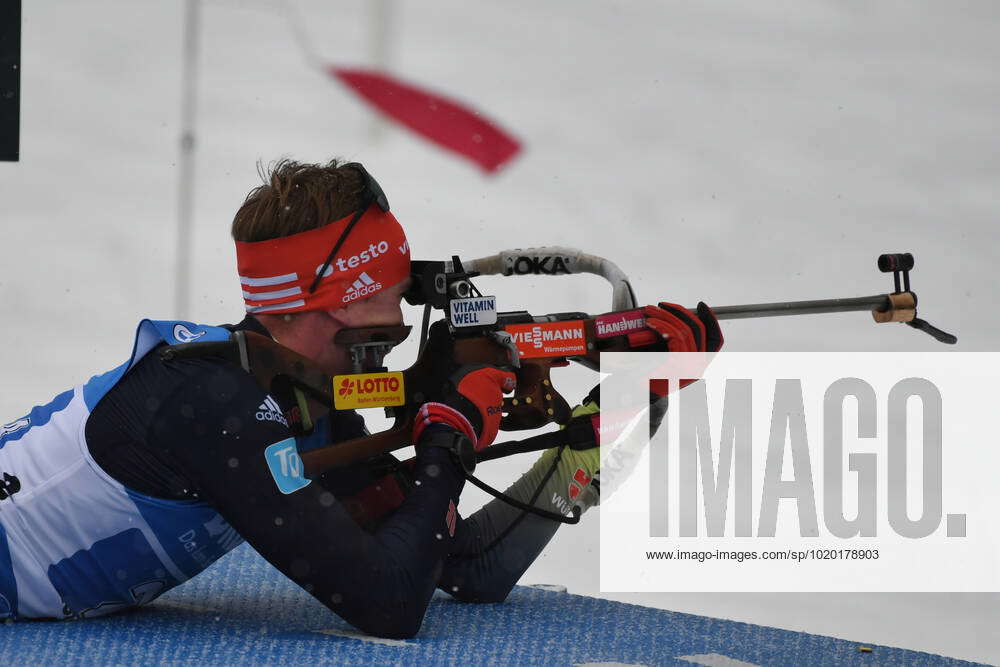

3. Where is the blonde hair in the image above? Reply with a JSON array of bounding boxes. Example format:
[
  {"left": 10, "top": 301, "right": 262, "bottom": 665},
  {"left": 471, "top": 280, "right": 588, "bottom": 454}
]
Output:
[{"left": 231, "top": 158, "right": 366, "bottom": 242}]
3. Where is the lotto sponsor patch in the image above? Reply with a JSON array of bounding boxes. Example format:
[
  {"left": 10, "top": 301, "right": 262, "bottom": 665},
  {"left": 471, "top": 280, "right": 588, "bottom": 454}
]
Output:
[
  {"left": 594, "top": 309, "right": 647, "bottom": 339},
  {"left": 333, "top": 372, "right": 406, "bottom": 410},
  {"left": 503, "top": 321, "right": 587, "bottom": 359}
]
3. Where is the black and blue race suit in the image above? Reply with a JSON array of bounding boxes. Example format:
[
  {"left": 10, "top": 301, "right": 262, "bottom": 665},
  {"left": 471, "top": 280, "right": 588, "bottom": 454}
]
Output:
[{"left": 0, "top": 315, "right": 567, "bottom": 637}]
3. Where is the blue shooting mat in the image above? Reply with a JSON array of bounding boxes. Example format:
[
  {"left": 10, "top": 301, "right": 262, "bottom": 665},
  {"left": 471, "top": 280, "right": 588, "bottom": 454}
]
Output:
[{"left": 0, "top": 543, "right": 976, "bottom": 666}]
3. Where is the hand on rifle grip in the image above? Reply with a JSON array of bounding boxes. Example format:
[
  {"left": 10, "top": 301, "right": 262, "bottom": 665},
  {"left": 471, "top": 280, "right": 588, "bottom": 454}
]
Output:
[
  {"left": 628, "top": 301, "right": 724, "bottom": 354},
  {"left": 412, "top": 364, "right": 517, "bottom": 451},
  {"left": 625, "top": 301, "right": 723, "bottom": 394}
]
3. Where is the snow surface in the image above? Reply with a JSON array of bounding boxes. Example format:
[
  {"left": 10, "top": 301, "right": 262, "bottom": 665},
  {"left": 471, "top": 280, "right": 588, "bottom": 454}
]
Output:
[{"left": 2, "top": 0, "right": 997, "bottom": 663}]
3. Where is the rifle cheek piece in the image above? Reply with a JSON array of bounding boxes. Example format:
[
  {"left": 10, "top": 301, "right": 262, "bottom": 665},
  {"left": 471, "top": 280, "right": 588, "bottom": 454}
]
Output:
[{"left": 334, "top": 325, "right": 412, "bottom": 373}]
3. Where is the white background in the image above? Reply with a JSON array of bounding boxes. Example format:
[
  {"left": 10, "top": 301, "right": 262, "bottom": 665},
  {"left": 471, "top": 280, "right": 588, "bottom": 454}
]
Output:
[{"left": 2, "top": 1, "right": 997, "bottom": 662}]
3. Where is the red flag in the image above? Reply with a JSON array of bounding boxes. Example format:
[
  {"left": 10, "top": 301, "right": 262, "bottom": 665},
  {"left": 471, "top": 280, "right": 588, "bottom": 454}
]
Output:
[{"left": 330, "top": 67, "right": 521, "bottom": 174}]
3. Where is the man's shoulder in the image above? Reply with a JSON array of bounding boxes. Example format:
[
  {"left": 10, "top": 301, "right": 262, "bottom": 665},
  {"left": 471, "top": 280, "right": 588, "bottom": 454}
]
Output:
[
  {"left": 141, "top": 315, "right": 266, "bottom": 381},
  {"left": 112, "top": 315, "right": 264, "bottom": 399}
]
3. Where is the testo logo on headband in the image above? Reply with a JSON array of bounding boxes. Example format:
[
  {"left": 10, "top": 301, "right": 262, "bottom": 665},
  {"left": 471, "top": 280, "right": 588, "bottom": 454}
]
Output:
[
  {"left": 235, "top": 204, "right": 410, "bottom": 314},
  {"left": 315, "top": 241, "right": 392, "bottom": 277}
]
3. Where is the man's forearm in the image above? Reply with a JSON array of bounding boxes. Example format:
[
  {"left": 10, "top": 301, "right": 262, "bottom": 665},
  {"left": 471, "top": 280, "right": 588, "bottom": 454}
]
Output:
[
  {"left": 440, "top": 398, "right": 602, "bottom": 602},
  {"left": 438, "top": 448, "right": 571, "bottom": 602}
]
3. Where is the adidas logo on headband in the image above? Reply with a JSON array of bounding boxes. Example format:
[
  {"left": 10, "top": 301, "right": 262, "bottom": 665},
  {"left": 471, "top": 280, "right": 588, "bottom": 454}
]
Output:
[{"left": 342, "top": 272, "right": 382, "bottom": 304}]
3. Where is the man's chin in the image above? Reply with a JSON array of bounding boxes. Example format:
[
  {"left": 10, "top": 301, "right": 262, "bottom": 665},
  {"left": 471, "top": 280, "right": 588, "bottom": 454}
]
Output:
[{"left": 309, "top": 349, "right": 352, "bottom": 378}]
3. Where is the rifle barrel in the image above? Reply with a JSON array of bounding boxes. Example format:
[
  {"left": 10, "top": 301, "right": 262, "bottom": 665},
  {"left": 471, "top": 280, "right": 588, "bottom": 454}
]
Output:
[{"left": 711, "top": 294, "right": 891, "bottom": 320}]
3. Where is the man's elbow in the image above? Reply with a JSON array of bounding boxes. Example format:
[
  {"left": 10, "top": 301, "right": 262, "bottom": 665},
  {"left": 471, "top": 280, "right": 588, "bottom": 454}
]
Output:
[
  {"left": 446, "top": 581, "right": 513, "bottom": 604},
  {"left": 350, "top": 606, "right": 425, "bottom": 639}
]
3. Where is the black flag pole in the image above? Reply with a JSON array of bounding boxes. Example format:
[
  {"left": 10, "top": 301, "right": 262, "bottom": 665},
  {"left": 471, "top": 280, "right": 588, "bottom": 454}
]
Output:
[{"left": 0, "top": 0, "right": 20, "bottom": 162}]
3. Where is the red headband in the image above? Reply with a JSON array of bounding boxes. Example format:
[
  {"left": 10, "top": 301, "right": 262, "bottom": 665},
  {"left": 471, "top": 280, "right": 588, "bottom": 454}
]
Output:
[{"left": 235, "top": 205, "right": 411, "bottom": 314}]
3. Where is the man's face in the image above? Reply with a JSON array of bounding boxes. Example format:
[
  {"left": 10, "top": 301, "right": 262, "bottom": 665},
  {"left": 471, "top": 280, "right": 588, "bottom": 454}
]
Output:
[
  {"left": 278, "top": 277, "right": 411, "bottom": 376},
  {"left": 332, "top": 276, "right": 411, "bottom": 331}
]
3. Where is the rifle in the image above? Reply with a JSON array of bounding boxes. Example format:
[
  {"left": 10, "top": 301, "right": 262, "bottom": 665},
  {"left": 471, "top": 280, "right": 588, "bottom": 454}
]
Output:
[{"left": 162, "top": 248, "right": 955, "bottom": 520}]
